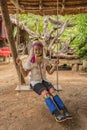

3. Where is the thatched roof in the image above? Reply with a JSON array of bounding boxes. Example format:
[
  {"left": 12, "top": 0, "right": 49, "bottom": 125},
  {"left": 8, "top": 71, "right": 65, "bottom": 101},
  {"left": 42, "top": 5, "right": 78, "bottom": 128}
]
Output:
[{"left": 6, "top": 0, "right": 87, "bottom": 15}]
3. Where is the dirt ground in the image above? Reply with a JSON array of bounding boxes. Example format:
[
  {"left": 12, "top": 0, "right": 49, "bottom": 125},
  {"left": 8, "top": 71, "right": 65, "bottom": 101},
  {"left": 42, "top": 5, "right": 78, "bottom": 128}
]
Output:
[{"left": 0, "top": 62, "right": 87, "bottom": 130}]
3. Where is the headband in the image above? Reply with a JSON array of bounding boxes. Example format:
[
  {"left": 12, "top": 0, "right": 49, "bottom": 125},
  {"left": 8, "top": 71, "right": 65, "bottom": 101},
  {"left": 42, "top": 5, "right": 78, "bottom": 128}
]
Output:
[{"left": 32, "top": 41, "right": 43, "bottom": 48}]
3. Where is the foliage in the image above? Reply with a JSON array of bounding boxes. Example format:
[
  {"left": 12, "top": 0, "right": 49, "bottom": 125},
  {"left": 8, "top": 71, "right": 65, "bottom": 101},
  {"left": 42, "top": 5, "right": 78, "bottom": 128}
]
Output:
[
  {"left": 15, "top": 13, "right": 87, "bottom": 60},
  {"left": 18, "top": 14, "right": 53, "bottom": 34},
  {"left": 72, "top": 14, "right": 87, "bottom": 60}
]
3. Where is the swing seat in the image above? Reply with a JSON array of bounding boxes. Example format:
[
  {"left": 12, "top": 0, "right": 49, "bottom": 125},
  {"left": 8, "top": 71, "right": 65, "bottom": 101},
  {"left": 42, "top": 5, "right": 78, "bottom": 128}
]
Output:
[
  {"left": 15, "top": 84, "right": 62, "bottom": 91},
  {"left": 54, "top": 85, "right": 63, "bottom": 91},
  {"left": 15, "top": 84, "right": 32, "bottom": 91}
]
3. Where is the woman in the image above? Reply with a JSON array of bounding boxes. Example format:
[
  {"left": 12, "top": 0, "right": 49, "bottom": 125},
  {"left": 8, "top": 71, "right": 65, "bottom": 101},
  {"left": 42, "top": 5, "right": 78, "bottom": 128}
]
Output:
[{"left": 16, "top": 41, "right": 72, "bottom": 122}]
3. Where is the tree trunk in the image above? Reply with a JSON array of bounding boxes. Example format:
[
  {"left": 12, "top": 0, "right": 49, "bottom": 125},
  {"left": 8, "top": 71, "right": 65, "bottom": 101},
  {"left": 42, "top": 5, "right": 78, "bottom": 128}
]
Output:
[{"left": 0, "top": 0, "right": 25, "bottom": 84}]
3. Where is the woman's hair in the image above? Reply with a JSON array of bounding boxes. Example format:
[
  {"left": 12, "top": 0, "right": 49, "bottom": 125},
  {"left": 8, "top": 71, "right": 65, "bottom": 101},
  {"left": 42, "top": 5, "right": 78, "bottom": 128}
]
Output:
[{"left": 29, "top": 41, "right": 44, "bottom": 63}]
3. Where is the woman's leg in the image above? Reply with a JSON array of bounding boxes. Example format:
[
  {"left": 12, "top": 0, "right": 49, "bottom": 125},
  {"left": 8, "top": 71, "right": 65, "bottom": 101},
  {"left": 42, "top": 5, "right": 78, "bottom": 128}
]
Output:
[
  {"left": 41, "top": 90, "right": 57, "bottom": 114},
  {"left": 49, "top": 88, "right": 64, "bottom": 109},
  {"left": 49, "top": 88, "right": 72, "bottom": 119},
  {"left": 41, "top": 90, "right": 66, "bottom": 122},
  {"left": 31, "top": 82, "right": 67, "bottom": 121}
]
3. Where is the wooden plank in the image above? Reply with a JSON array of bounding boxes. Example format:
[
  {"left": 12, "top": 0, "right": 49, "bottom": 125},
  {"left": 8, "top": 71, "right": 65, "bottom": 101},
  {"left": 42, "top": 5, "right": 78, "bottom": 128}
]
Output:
[
  {"left": 59, "top": 59, "right": 80, "bottom": 65},
  {"left": 7, "top": 8, "right": 87, "bottom": 15},
  {"left": 65, "top": 3, "right": 87, "bottom": 8}
]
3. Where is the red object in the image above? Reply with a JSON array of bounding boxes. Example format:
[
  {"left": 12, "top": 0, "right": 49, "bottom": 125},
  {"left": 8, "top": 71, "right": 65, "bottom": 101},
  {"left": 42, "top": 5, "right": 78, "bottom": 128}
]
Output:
[{"left": 0, "top": 47, "right": 11, "bottom": 56}]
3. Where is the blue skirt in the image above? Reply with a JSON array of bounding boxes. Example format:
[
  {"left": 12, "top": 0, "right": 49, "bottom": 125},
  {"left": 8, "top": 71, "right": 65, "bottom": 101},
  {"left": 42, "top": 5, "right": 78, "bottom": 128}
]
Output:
[{"left": 30, "top": 80, "right": 55, "bottom": 95}]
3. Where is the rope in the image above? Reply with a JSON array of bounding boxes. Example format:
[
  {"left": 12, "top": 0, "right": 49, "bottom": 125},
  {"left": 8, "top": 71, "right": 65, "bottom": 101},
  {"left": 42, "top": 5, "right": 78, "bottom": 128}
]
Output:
[
  {"left": 16, "top": 0, "right": 22, "bottom": 86},
  {"left": 16, "top": 0, "right": 20, "bottom": 49},
  {"left": 56, "top": 0, "right": 59, "bottom": 90}
]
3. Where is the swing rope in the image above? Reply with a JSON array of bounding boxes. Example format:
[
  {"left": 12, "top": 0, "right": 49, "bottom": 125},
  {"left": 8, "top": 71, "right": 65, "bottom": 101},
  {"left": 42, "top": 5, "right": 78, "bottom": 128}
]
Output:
[
  {"left": 16, "top": 0, "right": 22, "bottom": 86},
  {"left": 56, "top": 0, "right": 59, "bottom": 91},
  {"left": 15, "top": 0, "right": 33, "bottom": 91}
]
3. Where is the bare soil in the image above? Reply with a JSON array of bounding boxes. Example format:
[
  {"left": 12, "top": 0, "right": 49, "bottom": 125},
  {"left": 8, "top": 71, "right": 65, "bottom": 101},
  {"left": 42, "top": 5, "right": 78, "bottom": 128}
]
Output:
[{"left": 0, "top": 62, "right": 87, "bottom": 130}]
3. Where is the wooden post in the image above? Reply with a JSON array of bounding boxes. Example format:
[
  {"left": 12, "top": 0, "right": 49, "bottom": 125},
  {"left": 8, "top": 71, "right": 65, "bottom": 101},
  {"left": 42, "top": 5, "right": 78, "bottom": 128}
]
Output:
[
  {"left": 72, "top": 64, "right": 79, "bottom": 71},
  {"left": 0, "top": 0, "right": 25, "bottom": 84}
]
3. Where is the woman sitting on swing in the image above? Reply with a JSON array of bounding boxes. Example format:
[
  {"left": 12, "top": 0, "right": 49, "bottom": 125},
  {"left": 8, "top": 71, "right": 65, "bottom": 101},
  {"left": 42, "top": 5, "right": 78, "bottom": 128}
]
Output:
[{"left": 16, "top": 41, "right": 72, "bottom": 122}]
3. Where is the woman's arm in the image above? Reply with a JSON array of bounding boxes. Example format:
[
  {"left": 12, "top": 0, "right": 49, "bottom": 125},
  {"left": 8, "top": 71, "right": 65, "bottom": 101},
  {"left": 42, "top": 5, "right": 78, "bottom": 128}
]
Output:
[
  {"left": 19, "top": 64, "right": 30, "bottom": 77},
  {"left": 46, "top": 64, "right": 56, "bottom": 74},
  {"left": 16, "top": 58, "right": 30, "bottom": 77},
  {"left": 46, "top": 60, "right": 59, "bottom": 75}
]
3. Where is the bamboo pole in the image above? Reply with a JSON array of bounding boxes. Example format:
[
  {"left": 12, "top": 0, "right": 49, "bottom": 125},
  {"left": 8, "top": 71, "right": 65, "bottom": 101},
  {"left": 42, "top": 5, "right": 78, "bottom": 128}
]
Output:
[{"left": 0, "top": 0, "right": 25, "bottom": 84}]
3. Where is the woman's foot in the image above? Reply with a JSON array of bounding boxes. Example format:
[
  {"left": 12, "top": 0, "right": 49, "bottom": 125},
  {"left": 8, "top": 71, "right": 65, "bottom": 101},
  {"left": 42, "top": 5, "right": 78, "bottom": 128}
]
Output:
[
  {"left": 54, "top": 110, "right": 66, "bottom": 122},
  {"left": 55, "top": 114, "right": 67, "bottom": 122},
  {"left": 64, "top": 111, "right": 72, "bottom": 120},
  {"left": 62, "top": 106, "right": 72, "bottom": 120}
]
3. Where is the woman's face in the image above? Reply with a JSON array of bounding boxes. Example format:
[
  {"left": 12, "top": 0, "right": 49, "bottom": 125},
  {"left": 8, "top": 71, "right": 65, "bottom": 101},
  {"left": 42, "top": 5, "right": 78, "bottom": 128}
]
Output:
[{"left": 34, "top": 46, "right": 43, "bottom": 57}]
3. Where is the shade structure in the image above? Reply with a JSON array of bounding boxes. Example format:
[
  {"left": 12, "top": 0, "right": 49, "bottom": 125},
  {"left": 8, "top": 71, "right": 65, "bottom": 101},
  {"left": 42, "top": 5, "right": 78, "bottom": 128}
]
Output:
[{"left": 4, "top": 0, "right": 87, "bottom": 15}]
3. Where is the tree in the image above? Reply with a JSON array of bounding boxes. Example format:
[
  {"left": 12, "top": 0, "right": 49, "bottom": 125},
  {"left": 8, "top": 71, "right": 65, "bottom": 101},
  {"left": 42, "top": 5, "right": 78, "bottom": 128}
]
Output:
[{"left": 11, "top": 14, "right": 77, "bottom": 59}]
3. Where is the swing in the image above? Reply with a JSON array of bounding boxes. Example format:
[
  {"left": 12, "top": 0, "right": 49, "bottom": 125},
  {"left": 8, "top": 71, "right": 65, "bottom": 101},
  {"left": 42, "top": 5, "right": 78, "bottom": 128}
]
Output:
[{"left": 15, "top": 0, "right": 62, "bottom": 91}]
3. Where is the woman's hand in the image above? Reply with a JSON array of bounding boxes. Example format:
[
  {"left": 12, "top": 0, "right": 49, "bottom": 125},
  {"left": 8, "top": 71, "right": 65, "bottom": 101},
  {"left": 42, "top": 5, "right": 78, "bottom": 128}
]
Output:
[
  {"left": 16, "top": 57, "right": 30, "bottom": 77},
  {"left": 46, "top": 60, "right": 59, "bottom": 75},
  {"left": 53, "top": 59, "right": 59, "bottom": 67},
  {"left": 16, "top": 58, "right": 22, "bottom": 67}
]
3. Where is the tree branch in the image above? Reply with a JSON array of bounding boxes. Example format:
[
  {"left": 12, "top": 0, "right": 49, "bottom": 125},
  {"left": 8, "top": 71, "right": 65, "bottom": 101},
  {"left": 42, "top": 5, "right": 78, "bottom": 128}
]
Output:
[
  {"left": 48, "top": 20, "right": 69, "bottom": 50},
  {"left": 10, "top": 15, "right": 39, "bottom": 38},
  {"left": 49, "top": 17, "right": 76, "bottom": 27},
  {"left": 60, "top": 36, "right": 76, "bottom": 53},
  {"left": 52, "top": 52, "right": 79, "bottom": 59}
]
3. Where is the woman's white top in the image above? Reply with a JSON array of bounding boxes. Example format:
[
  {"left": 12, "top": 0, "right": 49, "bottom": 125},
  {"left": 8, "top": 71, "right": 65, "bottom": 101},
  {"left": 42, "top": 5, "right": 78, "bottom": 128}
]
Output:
[{"left": 23, "top": 58, "right": 49, "bottom": 86}]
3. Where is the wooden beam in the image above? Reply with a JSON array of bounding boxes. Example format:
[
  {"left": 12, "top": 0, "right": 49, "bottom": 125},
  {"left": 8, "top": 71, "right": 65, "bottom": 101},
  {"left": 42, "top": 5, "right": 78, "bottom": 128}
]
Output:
[
  {"left": 10, "top": 0, "right": 25, "bottom": 13},
  {"left": 7, "top": 8, "right": 87, "bottom": 15},
  {"left": 39, "top": 0, "right": 43, "bottom": 10},
  {"left": 0, "top": 0, "right": 25, "bottom": 84}
]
